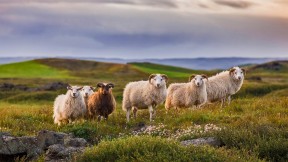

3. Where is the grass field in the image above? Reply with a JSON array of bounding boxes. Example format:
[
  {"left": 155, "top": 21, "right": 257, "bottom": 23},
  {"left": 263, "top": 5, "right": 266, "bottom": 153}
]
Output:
[{"left": 0, "top": 58, "right": 287, "bottom": 161}]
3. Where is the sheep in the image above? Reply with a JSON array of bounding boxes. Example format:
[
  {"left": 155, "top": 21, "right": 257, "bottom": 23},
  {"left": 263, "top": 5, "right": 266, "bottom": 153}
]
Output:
[
  {"left": 81, "top": 85, "right": 94, "bottom": 117},
  {"left": 165, "top": 74, "right": 208, "bottom": 110},
  {"left": 53, "top": 85, "right": 86, "bottom": 126},
  {"left": 88, "top": 83, "right": 116, "bottom": 121},
  {"left": 205, "top": 66, "right": 245, "bottom": 107},
  {"left": 122, "top": 74, "right": 168, "bottom": 122}
]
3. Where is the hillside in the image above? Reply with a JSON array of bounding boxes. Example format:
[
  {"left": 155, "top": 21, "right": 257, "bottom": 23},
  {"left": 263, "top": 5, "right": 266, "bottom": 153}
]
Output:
[{"left": 0, "top": 58, "right": 287, "bottom": 161}]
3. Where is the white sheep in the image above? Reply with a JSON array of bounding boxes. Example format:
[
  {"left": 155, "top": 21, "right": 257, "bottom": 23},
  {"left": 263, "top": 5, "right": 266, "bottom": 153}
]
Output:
[
  {"left": 122, "top": 74, "right": 168, "bottom": 122},
  {"left": 53, "top": 85, "right": 86, "bottom": 125},
  {"left": 81, "top": 86, "right": 94, "bottom": 116},
  {"left": 205, "top": 67, "right": 245, "bottom": 107},
  {"left": 165, "top": 74, "right": 208, "bottom": 110}
]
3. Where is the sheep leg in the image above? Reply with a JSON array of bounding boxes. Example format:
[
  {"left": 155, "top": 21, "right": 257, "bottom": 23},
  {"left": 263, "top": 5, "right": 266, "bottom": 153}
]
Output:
[
  {"left": 132, "top": 107, "right": 137, "bottom": 119},
  {"left": 97, "top": 115, "right": 101, "bottom": 122},
  {"left": 227, "top": 96, "right": 231, "bottom": 105},
  {"left": 220, "top": 98, "right": 226, "bottom": 108},
  {"left": 126, "top": 109, "right": 131, "bottom": 122},
  {"left": 148, "top": 105, "right": 154, "bottom": 122}
]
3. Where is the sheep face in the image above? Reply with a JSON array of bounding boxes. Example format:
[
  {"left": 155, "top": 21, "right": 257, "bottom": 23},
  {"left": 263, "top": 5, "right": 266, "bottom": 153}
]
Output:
[
  {"left": 229, "top": 67, "right": 245, "bottom": 81},
  {"left": 97, "top": 83, "right": 114, "bottom": 95},
  {"left": 81, "top": 86, "right": 94, "bottom": 98},
  {"left": 190, "top": 74, "right": 208, "bottom": 87},
  {"left": 67, "top": 86, "right": 83, "bottom": 98},
  {"left": 149, "top": 74, "right": 168, "bottom": 88}
]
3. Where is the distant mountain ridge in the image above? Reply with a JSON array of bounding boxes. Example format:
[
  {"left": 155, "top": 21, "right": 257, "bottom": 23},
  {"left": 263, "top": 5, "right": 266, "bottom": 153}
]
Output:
[{"left": 0, "top": 57, "right": 287, "bottom": 70}]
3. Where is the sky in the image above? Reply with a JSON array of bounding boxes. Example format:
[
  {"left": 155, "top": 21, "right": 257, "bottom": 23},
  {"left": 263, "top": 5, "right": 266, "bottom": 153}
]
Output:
[{"left": 0, "top": 0, "right": 288, "bottom": 59}]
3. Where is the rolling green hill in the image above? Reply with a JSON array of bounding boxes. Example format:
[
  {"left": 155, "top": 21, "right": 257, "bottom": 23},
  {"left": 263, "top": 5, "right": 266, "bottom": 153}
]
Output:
[{"left": 0, "top": 60, "right": 71, "bottom": 79}]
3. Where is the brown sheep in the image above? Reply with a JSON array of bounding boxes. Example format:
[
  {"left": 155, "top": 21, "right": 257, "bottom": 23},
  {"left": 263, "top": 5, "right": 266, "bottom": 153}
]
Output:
[{"left": 88, "top": 83, "right": 116, "bottom": 121}]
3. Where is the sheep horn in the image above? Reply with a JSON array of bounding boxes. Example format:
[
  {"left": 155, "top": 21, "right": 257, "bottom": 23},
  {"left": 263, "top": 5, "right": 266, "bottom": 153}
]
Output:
[
  {"left": 229, "top": 68, "right": 236, "bottom": 75},
  {"left": 107, "top": 83, "right": 114, "bottom": 88},
  {"left": 97, "top": 83, "right": 104, "bottom": 88},
  {"left": 67, "top": 85, "right": 72, "bottom": 90},
  {"left": 189, "top": 74, "right": 196, "bottom": 81},
  {"left": 161, "top": 74, "right": 168, "bottom": 83},
  {"left": 148, "top": 74, "right": 156, "bottom": 84},
  {"left": 241, "top": 68, "right": 246, "bottom": 75},
  {"left": 201, "top": 74, "right": 208, "bottom": 81}
]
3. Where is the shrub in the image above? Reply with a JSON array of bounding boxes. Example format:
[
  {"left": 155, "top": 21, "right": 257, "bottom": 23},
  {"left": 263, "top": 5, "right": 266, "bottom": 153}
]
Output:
[
  {"left": 77, "top": 136, "right": 261, "bottom": 162},
  {"left": 216, "top": 124, "right": 288, "bottom": 161}
]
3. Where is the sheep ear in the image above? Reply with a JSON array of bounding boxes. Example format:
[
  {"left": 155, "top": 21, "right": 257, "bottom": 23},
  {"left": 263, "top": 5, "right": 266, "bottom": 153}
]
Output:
[
  {"left": 229, "top": 68, "right": 236, "bottom": 75},
  {"left": 161, "top": 74, "right": 168, "bottom": 83},
  {"left": 241, "top": 68, "right": 246, "bottom": 75},
  {"left": 90, "top": 86, "right": 95, "bottom": 90},
  {"left": 148, "top": 74, "right": 156, "bottom": 83},
  {"left": 97, "top": 83, "right": 104, "bottom": 88},
  {"left": 189, "top": 74, "right": 196, "bottom": 81},
  {"left": 108, "top": 83, "right": 114, "bottom": 88},
  {"left": 202, "top": 74, "right": 208, "bottom": 80},
  {"left": 77, "top": 87, "right": 83, "bottom": 91}
]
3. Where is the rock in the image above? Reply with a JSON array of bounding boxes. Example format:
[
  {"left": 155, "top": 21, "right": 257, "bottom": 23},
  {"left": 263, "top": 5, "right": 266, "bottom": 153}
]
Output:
[
  {"left": 41, "top": 82, "right": 69, "bottom": 91},
  {"left": 180, "top": 137, "right": 222, "bottom": 147},
  {"left": 0, "top": 135, "right": 41, "bottom": 160},
  {"left": 64, "top": 138, "right": 87, "bottom": 147},
  {"left": 36, "top": 130, "right": 72, "bottom": 150},
  {"left": 0, "top": 83, "right": 14, "bottom": 90},
  {"left": 0, "top": 130, "right": 88, "bottom": 161},
  {"left": 45, "top": 144, "right": 86, "bottom": 162}
]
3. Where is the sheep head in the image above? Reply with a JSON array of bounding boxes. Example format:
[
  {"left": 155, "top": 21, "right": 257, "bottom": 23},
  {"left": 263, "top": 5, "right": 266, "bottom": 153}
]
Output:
[
  {"left": 229, "top": 67, "right": 245, "bottom": 81},
  {"left": 81, "top": 85, "right": 94, "bottom": 98},
  {"left": 67, "top": 85, "right": 83, "bottom": 98},
  {"left": 149, "top": 74, "right": 168, "bottom": 88},
  {"left": 189, "top": 74, "right": 207, "bottom": 87},
  {"left": 97, "top": 83, "right": 114, "bottom": 95}
]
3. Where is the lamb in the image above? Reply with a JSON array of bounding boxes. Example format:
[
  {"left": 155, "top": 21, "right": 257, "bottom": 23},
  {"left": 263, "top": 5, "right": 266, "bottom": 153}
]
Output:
[
  {"left": 88, "top": 83, "right": 116, "bottom": 121},
  {"left": 165, "top": 74, "right": 208, "bottom": 110},
  {"left": 122, "top": 74, "right": 168, "bottom": 122},
  {"left": 205, "top": 66, "right": 245, "bottom": 107},
  {"left": 53, "top": 85, "right": 86, "bottom": 126}
]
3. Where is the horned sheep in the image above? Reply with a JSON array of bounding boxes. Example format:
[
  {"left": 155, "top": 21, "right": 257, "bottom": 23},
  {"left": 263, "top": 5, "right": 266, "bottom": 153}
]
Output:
[
  {"left": 205, "top": 66, "right": 245, "bottom": 107},
  {"left": 165, "top": 74, "right": 208, "bottom": 110},
  {"left": 122, "top": 74, "right": 168, "bottom": 122},
  {"left": 88, "top": 83, "right": 116, "bottom": 121}
]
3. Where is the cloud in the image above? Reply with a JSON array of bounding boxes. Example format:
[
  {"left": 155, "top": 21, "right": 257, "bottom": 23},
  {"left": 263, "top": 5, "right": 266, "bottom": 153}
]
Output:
[
  {"left": 0, "top": 1, "right": 288, "bottom": 58},
  {"left": 0, "top": 0, "right": 178, "bottom": 8},
  {"left": 212, "top": 0, "right": 253, "bottom": 9}
]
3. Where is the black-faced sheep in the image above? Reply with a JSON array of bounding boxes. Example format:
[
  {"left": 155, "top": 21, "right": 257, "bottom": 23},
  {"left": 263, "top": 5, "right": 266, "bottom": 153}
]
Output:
[
  {"left": 88, "top": 83, "right": 116, "bottom": 121},
  {"left": 122, "top": 74, "right": 168, "bottom": 122},
  {"left": 53, "top": 85, "right": 86, "bottom": 125}
]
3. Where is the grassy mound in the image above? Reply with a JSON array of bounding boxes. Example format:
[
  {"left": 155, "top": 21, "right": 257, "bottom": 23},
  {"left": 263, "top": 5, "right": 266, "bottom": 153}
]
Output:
[
  {"left": 0, "top": 60, "right": 71, "bottom": 79},
  {"left": 77, "top": 136, "right": 261, "bottom": 162}
]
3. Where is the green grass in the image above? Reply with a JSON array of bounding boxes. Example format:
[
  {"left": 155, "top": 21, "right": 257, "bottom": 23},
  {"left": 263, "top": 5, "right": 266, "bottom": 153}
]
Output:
[
  {"left": 0, "top": 58, "right": 288, "bottom": 161},
  {"left": 0, "top": 60, "right": 71, "bottom": 79},
  {"left": 77, "top": 136, "right": 262, "bottom": 162}
]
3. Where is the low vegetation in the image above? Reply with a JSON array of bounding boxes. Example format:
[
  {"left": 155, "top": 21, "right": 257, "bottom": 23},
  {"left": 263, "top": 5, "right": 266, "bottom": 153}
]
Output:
[{"left": 0, "top": 58, "right": 287, "bottom": 161}]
